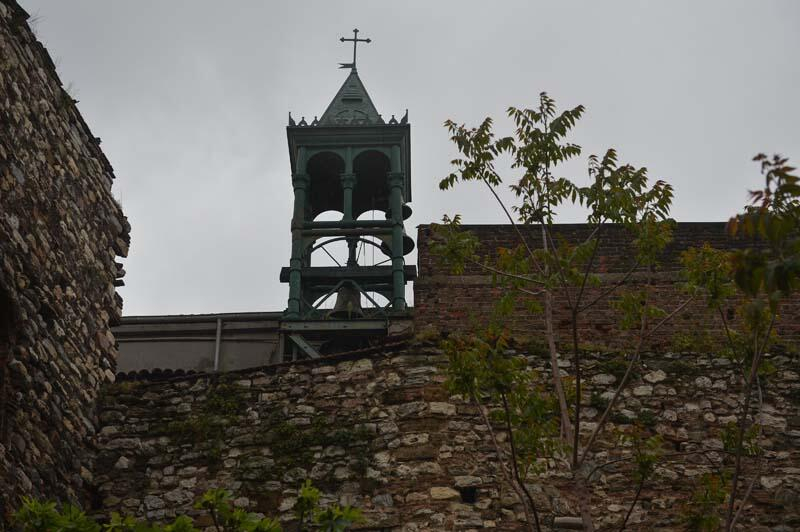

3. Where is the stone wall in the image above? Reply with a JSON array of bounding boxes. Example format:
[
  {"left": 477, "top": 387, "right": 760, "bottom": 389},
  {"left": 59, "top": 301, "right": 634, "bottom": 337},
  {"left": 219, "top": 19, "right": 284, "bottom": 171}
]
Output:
[
  {"left": 96, "top": 342, "right": 800, "bottom": 531},
  {"left": 0, "top": 0, "right": 129, "bottom": 521},
  {"left": 414, "top": 223, "right": 800, "bottom": 349}
]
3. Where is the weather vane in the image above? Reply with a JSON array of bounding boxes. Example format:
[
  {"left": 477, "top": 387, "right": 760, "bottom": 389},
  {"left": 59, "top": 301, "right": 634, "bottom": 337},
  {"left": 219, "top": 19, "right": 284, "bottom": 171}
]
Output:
[{"left": 339, "top": 28, "right": 371, "bottom": 72}]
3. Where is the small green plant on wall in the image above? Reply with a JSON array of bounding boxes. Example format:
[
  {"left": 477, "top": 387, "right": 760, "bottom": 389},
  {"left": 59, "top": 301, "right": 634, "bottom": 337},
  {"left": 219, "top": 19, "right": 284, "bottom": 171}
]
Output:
[{"left": 13, "top": 481, "right": 362, "bottom": 532}]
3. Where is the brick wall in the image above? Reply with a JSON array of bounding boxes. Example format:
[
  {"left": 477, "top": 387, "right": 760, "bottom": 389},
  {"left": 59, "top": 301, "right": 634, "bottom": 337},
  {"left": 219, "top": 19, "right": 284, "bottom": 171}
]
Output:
[{"left": 414, "top": 223, "right": 800, "bottom": 348}]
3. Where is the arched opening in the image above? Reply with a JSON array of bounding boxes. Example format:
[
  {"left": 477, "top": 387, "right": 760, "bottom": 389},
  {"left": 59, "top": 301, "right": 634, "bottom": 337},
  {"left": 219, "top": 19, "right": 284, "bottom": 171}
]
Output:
[
  {"left": 309, "top": 284, "right": 390, "bottom": 314},
  {"left": 356, "top": 209, "right": 388, "bottom": 221},
  {"left": 311, "top": 291, "right": 338, "bottom": 311},
  {"left": 306, "top": 151, "right": 345, "bottom": 219},
  {"left": 306, "top": 210, "right": 350, "bottom": 267},
  {"left": 352, "top": 150, "right": 390, "bottom": 219},
  {"left": 307, "top": 237, "right": 349, "bottom": 268},
  {"left": 354, "top": 210, "right": 391, "bottom": 268},
  {"left": 313, "top": 210, "right": 344, "bottom": 222},
  {"left": 361, "top": 291, "right": 389, "bottom": 311}
]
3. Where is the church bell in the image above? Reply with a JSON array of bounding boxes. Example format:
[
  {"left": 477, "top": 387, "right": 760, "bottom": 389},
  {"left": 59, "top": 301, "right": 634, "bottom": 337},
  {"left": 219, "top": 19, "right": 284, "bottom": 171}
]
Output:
[
  {"left": 328, "top": 285, "right": 364, "bottom": 319},
  {"left": 378, "top": 231, "right": 415, "bottom": 257},
  {"left": 378, "top": 206, "right": 414, "bottom": 257}
]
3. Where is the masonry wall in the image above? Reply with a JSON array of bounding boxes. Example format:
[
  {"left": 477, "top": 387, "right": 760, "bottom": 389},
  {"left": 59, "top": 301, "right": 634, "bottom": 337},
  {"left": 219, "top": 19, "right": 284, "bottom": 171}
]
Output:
[
  {"left": 0, "top": 0, "right": 129, "bottom": 521},
  {"left": 96, "top": 342, "right": 800, "bottom": 531},
  {"left": 414, "top": 223, "right": 800, "bottom": 349}
]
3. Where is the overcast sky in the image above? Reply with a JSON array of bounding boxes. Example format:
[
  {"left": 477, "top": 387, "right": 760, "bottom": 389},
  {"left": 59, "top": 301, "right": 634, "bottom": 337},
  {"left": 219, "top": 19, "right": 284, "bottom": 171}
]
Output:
[{"left": 22, "top": 1, "right": 800, "bottom": 316}]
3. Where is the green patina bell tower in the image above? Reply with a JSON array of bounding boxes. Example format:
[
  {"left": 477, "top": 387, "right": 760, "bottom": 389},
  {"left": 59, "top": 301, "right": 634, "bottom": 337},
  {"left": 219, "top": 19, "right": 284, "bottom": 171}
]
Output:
[{"left": 279, "top": 30, "right": 415, "bottom": 359}]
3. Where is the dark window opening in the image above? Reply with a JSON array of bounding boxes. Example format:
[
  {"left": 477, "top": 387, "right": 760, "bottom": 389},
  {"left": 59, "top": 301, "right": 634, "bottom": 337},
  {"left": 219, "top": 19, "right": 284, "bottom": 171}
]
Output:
[
  {"left": 352, "top": 150, "right": 390, "bottom": 218},
  {"left": 306, "top": 151, "right": 345, "bottom": 219},
  {"left": 459, "top": 486, "right": 478, "bottom": 504}
]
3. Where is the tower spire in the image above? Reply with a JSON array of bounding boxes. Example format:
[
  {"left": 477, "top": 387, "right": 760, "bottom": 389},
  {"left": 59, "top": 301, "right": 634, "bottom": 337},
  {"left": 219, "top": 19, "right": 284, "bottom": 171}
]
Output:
[{"left": 338, "top": 28, "right": 371, "bottom": 72}]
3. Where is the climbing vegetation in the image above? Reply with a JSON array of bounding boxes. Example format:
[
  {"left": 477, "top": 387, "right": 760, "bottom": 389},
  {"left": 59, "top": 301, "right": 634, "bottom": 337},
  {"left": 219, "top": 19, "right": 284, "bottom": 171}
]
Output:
[{"left": 13, "top": 481, "right": 362, "bottom": 532}]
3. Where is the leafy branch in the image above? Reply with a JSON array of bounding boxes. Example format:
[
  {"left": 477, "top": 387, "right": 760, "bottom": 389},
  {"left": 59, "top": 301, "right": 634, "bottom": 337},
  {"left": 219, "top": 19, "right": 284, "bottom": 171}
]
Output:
[{"left": 14, "top": 481, "right": 362, "bottom": 532}]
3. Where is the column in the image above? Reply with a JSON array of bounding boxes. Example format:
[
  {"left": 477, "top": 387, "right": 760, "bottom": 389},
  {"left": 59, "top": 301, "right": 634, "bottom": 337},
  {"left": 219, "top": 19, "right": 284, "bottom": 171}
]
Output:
[
  {"left": 388, "top": 170, "right": 406, "bottom": 312},
  {"left": 341, "top": 147, "right": 357, "bottom": 266},
  {"left": 286, "top": 171, "right": 310, "bottom": 319},
  {"left": 340, "top": 172, "right": 357, "bottom": 266}
]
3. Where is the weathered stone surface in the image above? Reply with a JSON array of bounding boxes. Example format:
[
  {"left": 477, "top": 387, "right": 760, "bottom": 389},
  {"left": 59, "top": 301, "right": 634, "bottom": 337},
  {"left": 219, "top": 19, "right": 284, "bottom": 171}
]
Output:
[
  {"left": 430, "top": 487, "right": 460, "bottom": 500},
  {"left": 644, "top": 369, "right": 667, "bottom": 383},
  {"left": 95, "top": 348, "right": 800, "bottom": 531},
  {"left": 0, "top": 0, "right": 128, "bottom": 517},
  {"left": 454, "top": 475, "right": 482, "bottom": 487}
]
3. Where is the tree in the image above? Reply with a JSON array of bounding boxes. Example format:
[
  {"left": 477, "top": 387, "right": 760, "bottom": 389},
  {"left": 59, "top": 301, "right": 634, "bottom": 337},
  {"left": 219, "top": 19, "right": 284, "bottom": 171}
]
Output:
[
  {"left": 723, "top": 154, "right": 799, "bottom": 530},
  {"left": 434, "top": 89, "right": 797, "bottom": 529},
  {"left": 681, "top": 154, "right": 799, "bottom": 530},
  {"left": 433, "top": 92, "right": 698, "bottom": 531}
]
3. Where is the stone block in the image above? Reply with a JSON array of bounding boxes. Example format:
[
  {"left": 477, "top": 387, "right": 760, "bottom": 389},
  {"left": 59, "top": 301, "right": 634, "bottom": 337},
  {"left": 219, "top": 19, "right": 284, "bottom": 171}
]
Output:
[{"left": 430, "top": 487, "right": 460, "bottom": 500}]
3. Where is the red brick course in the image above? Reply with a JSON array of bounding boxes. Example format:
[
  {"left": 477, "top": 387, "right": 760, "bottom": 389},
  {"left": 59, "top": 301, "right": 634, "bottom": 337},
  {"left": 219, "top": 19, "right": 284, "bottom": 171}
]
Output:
[{"left": 414, "top": 223, "right": 800, "bottom": 348}]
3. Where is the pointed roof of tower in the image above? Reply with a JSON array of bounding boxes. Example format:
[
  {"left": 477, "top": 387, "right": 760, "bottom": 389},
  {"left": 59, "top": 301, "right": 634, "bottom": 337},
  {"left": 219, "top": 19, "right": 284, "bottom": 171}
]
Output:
[{"left": 318, "top": 70, "right": 384, "bottom": 126}]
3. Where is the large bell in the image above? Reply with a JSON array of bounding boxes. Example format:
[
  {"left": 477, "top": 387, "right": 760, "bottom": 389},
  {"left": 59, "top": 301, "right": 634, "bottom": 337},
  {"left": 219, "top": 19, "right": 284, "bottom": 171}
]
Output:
[
  {"left": 328, "top": 285, "right": 364, "bottom": 319},
  {"left": 379, "top": 230, "right": 415, "bottom": 257}
]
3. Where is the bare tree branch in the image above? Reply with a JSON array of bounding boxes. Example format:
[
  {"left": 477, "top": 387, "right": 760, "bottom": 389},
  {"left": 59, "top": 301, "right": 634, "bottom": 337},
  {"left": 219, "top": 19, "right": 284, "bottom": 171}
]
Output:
[
  {"left": 725, "top": 313, "right": 775, "bottom": 531},
  {"left": 574, "top": 227, "right": 603, "bottom": 310},
  {"left": 472, "top": 393, "right": 540, "bottom": 532},
  {"left": 481, "top": 177, "right": 545, "bottom": 276},
  {"left": 577, "top": 258, "right": 642, "bottom": 313},
  {"left": 619, "top": 475, "right": 646, "bottom": 531},
  {"left": 468, "top": 258, "right": 545, "bottom": 286},
  {"left": 501, "top": 391, "right": 542, "bottom": 531},
  {"left": 578, "top": 296, "right": 695, "bottom": 467}
]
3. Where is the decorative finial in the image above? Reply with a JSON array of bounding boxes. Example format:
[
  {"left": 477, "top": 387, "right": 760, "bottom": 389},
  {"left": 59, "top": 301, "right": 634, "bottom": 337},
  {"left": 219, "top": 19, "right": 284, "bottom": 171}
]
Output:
[
  {"left": 338, "top": 28, "right": 371, "bottom": 72},
  {"left": 288, "top": 112, "right": 296, "bottom": 126}
]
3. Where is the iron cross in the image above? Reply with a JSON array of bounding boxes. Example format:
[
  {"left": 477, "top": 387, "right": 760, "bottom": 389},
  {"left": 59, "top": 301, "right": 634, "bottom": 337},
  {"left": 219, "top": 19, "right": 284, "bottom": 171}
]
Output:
[{"left": 339, "top": 28, "right": 371, "bottom": 71}]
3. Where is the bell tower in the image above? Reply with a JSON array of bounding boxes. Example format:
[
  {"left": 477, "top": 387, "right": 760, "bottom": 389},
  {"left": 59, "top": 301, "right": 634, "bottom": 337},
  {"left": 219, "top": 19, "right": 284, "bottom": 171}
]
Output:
[{"left": 279, "top": 30, "right": 415, "bottom": 359}]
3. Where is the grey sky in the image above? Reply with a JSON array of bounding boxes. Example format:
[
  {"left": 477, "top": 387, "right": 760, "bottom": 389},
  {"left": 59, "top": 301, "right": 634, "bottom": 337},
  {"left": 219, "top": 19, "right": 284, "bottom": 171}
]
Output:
[{"left": 21, "top": 0, "right": 800, "bottom": 316}]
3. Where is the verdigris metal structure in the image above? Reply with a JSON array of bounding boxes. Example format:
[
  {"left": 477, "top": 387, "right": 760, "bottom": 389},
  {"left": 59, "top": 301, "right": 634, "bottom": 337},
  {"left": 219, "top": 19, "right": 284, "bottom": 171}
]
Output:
[{"left": 279, "top": 30, "right": 415, "bottom": 359}]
